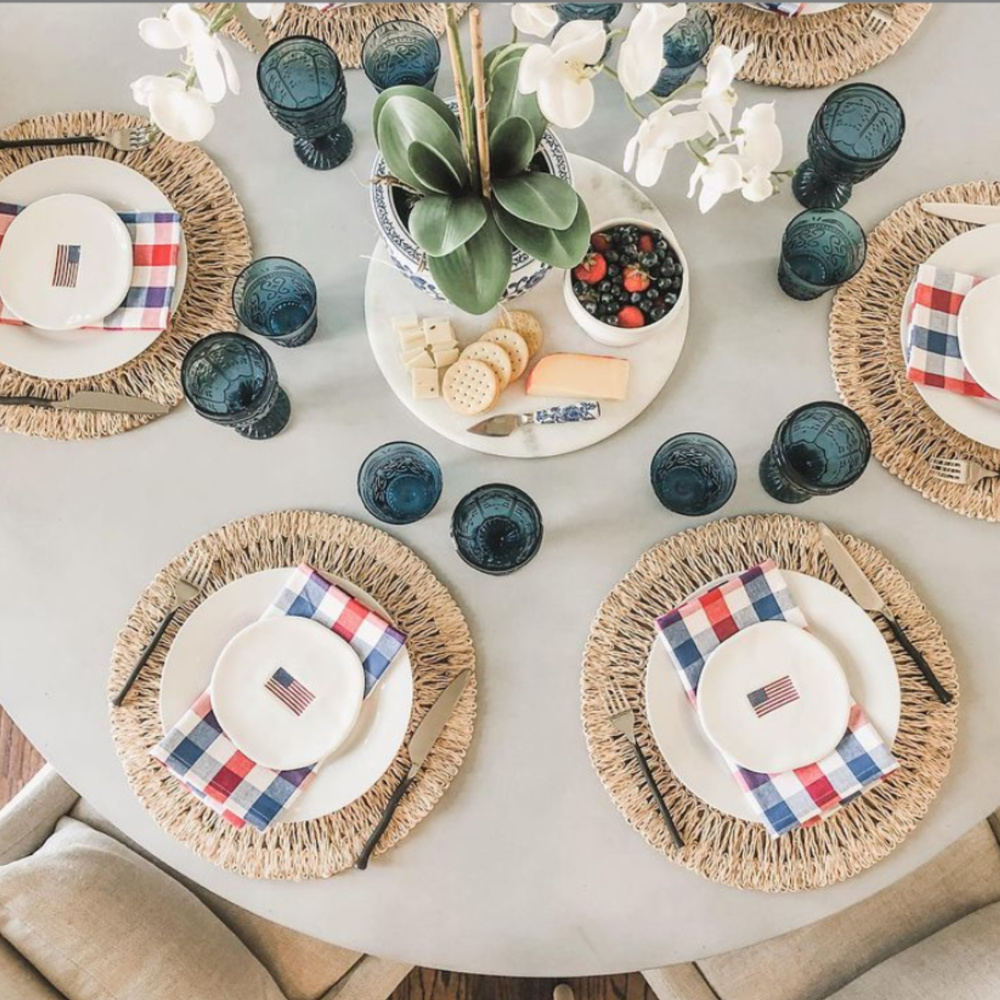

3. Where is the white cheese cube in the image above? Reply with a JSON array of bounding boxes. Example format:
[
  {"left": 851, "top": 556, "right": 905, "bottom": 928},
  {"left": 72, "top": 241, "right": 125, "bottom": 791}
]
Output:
[
  {"left": 392, "top": 313, "right": 419, "bottom": 332},
  {"left": 411, "top": 368, "right": 440, "bottom": 399},
  {"left": 432, "top": 346, "right": 460, "bottom": 368},
  {"left": 403, "top": 347, "right": 435, "bottom": 369},
  {"left": 423, "top": 317, "right": 455, "bottom": 347}
]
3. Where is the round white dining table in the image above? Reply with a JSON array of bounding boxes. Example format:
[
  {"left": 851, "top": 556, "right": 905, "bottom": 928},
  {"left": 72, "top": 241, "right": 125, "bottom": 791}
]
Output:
[{"left": 2, "top": 1, "right": 1000, "bottom": 979}]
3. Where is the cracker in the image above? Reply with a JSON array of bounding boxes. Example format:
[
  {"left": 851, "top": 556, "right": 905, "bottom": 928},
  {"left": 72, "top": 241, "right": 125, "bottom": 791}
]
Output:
[
  {"left": 481, "top": 328, "right": 530, "bottom": 381},
  {"left": 499, "top": 309, "right": 544, "bottom": 357},
  {"left": 442, "top": 359, "right": 499, "bottom": 415},
  {"left": 460, "top": 341, "right": 513, "bottom": 391}
]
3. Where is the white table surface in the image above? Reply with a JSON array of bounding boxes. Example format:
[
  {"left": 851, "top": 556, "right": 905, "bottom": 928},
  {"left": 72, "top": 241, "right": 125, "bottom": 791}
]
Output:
[{"left": 2, "top": 1, "right": 1000, "bottom": 979}]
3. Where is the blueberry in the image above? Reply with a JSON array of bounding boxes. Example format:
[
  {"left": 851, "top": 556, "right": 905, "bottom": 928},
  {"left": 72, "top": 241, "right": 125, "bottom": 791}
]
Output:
[
  {"left": 605, "top": 249, "right": 620, "bottom": 263},
  {"left": 664, "top": 292, "right": 678, "bottom": 306},
  {"left": 671, "top": 277, "right": 682, "bottom": 291},
  {"left": 646, "top": 288, "right": 660, "bottom": 300},
  {"left": 641, "top": 253, "right": 658, "bottom": 268},
  {"left": 598, "top": 279, "right": 611, "bottom": 293},
  {"left": 628, "top": 291, "right": 643, "bottom": 305},
  {"left": 650, "top": 305, "right": 666, "bottom": 321},
  {"left": 607, "top": 264, "right": 621, "bottom": 279},
  {"left": 573, "top": 280, "right": 587, "bottom": 296}
]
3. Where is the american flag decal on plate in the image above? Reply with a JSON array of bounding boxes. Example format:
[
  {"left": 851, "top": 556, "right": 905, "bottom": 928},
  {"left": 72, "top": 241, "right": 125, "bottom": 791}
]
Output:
[
  {"left": 265, "top": 667, "right": 315, "bottom": 716},
  {"left": 52, "top": 244, "right": 81, "bottom": 288},
  {"left": 747, "top": 675, "right": 800, "bottom": 718}
]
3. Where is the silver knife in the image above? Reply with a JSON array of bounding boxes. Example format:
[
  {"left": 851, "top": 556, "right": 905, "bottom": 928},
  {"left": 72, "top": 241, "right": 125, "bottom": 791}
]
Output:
[
  {"left": 0, "top": 391, "right": 169, "bottom": 416},
  {"left": 468, "top": 401, "right": 601, "bottom": 437},
  {"left": 818, "top": 524, "right": 952, "bottom": 704},
  {"left": 921, "top": 202, "right": 1000, "bottom": 227},
  {"left": 355, "top": 669, "right": 472, "bottom": 869}
]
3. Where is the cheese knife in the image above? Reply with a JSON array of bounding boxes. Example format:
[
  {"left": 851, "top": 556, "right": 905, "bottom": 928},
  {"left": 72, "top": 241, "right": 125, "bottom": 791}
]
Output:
[
  {"left": 468, "top": 401, "right": 601, "bottom": 437},
  {"left": 921, "top": 203, "right": 1000, "bottom": 227},
  {"left": 0, "top": 391, "right": 169, "bottom": 416}
]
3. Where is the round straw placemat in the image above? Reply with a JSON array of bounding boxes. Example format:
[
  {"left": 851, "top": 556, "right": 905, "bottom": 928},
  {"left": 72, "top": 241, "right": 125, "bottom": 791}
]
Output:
[
  {"left": 108, "top": 510, "right": 477, "bottom": 880},
  {"left": 703, "top": 3, "right": 931, "bottom": 88},
  {"left": 581, "top": 514, "right": 958, "bottom": 892},
  {"left": 0, "top": 112, "right": 251, "bottom": 442},
  {"left": 830, "top": 181, "right": 1000, "bottom": 522}
]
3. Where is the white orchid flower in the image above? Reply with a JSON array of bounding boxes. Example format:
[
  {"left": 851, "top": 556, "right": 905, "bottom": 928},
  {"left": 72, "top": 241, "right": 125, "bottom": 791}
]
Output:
[
  {"left": 138, "top": 3, "right": 239, "bottom": 104},
  {"left": 697, "top": 44, "right": 752, "bottom": 136},
  {"left": 618, "top": 3, "right": 688, "bottom": 99},
  {"left": 131, "top": 75, "right": 215, "bottom": 142},
  {"left": 247, "top": 3, "right": 285, "bottom": 20},
  {"left": 509, "top": 3, "right": 559, "bottom": 37},
  {"left": 518, "top": 20, "right": 607, "bottom": 128},
  {"left": 736, "top": 102, "right": 783, "bottom": 202},
  {"left": 687, "top": 148, "right": 744, "bottom": 213},
  {"left": 623, "top": 100, "right": 711, "bottom": 187}
]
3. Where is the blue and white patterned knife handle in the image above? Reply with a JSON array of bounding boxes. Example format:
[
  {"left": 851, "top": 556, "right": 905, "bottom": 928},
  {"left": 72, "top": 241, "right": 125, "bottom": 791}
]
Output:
[{"left": 534, "top": 401, "right": 601, "bottom": 425}]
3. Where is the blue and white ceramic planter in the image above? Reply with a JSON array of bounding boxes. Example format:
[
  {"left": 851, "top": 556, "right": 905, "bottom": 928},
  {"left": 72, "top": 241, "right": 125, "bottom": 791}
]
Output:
[{"left": 370, "top": 129, "right": 573, "bottom": 306}]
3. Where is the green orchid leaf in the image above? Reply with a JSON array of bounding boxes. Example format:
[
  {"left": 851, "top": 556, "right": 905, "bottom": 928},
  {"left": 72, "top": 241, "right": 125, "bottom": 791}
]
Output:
[
  {"left": 488, "top": 54, "right": 547, "bottom": 148},
  {"left": 489, "top": 117, "right": 537, "bottom": 178},
  {"left": 408, "top": 140, "right": 469, "bottom": 196},
  {"left": 494, "top": 194, "right": 592, "bottom": 269},
  {"left": 372, "top": 86, "right": 460, "bottom": 142},
  {"left": 377, "top": 95, "right": 468, "bottom": 194},
  {"left": 485, "top": 42, "right": 528, "bottom": 80},
  {"left": 428, "top": 214, "right": 512, "bottom": 315},
  {"left": 409, "top": 194, "right": 488, "bottom": 257},
  {"left": 492, "top": 172, "right": 580, "bottom": 230}
]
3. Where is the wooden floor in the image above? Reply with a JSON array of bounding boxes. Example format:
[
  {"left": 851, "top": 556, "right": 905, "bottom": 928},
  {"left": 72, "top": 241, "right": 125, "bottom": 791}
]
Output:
[{"left": 0, "top": 706, "right": 655, "bottom": 999}]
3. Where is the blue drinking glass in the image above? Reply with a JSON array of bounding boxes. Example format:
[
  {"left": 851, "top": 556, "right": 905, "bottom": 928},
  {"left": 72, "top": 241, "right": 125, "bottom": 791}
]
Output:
[
  {"left": 257, "top": 36, "right": 353, "bottom": 171},
  {"left": 650, "top": 433, "right": 737, "bottom": 517},
  {"left": 233, "top": 257, "right": 317, "bottom": 348},
  {"left": 652, "top": 6, "right": 714, "bottom": 98},
  {"left": 760, "top": 401, "right": 871, "bottom": 504},
  {"left": 554, "top": 3, "right": 622, "bottom": 26},
  {"left": 451, "top": 484, "right": 543, "bottom": 576},
  {"left": 181, "top": 332, "right": 290, "bottom": 440},
  {"left": 362, "top": 20, "right": 441, "bottom": 93},
  {"left": 778, "top": 209, "right": 866, "bottom": 301},
  {"left": 358, "top": 442, "right": 443, "bottom": 525},
  {"left": 793, "top": 83, "right": 905, "bottom": 209}
]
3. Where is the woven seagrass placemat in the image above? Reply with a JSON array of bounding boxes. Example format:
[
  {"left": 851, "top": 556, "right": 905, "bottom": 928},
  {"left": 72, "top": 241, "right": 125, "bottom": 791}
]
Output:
[
  {"left": 830, "top": 181, "right": 1000, "bottom": 522},
  {"left": 109, "top": 510, "right": 477, "bottom": 880},
  {"left": 703, "top": 3, "right": 931, "bottom": 88},
  {"left": 0, "top": 112, "right": 251, "bottom": 441},
  {"left": 581, "top": 514, "right": 958, "bottom": 892}
]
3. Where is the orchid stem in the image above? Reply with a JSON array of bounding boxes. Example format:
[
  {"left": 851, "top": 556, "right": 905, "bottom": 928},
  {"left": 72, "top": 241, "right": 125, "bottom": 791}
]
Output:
[
  {"left": 445, "top": 6, "right": 478, "bottom": 181},
  {"left": 470, "top": 5, "right": 491, "bottom": 199}
]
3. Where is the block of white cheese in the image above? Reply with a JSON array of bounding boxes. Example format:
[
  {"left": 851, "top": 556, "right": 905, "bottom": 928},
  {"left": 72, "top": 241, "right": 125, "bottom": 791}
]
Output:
[
  {"left": 423, "top": 318, "right": 455, "bottom": 347},
  {"left": 397, "top": 324, "right": 424, "bottom": 350},
  {"left": 525, "top": 353, "right": 629, "bottom": 401},
  {"left": 432, "top": 345, "right": 460, "bottom": 368},
  {"left": 411, "top": 368, "right": 440, "bottom": 399},
  {"left": 403, "top": 346, "right": 435, "bottom": 369}
]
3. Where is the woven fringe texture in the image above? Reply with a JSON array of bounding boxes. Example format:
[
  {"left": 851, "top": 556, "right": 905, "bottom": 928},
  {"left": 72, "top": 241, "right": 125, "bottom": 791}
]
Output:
[
  {"left": 704, "top": 3, "right": 931, "bottom": 88},
  {"left": 108, "top": 510, "right": 477, "bottom": 880},
  {"left": 0, "top": 112, "right": 251, "bottom": 441},
  {"left": 581, "top": 514, "right": 958, "bottom": 892},
  {"left": 830, "top": 181, "right": 1000, "bottom": 522}
]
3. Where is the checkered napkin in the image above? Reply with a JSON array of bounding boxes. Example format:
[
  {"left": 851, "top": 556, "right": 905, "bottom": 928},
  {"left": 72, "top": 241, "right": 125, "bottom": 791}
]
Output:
[
  {"left": 0, "top": 201, "right": 182, "bottom": 331},
  {"left": 655, "top": 561, "right": 899, "bottom": 837},
  {"left": 750, "top": 3, "right": 806, "bottom": 15},
  {"left": 150, "top": 563, "right": 407, "bottom": 832},
  {"left": 905, "top": 263, "right": 994, "bottom": 399}
]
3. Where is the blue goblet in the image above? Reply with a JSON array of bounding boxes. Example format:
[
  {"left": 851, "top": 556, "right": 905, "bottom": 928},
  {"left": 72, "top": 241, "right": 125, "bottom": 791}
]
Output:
[
  {"left": 554, "top": 3, "right": 623, "bottom": 25},
  {"left": 451, "top": 484, "right": 543, "bottom": 576},
  {"left": 362, "top": 20, "right": 441, "bottom": 93},
  {"left": 233, "top": 257, "right": 317, "bottom": 348},
  {"left": 650, "top": 433, "right": 737, "bottom": 517},
  {"left": 358, "top": 442, "right": 443, "bottom": 525},
  {"left": 778, "top": 209, "right": 866, "bottom": 301},
  {"left": 652, "top": 6, "right": 714, "bottom": 98},
  {"left": 181, "top": 333, "right": 290, "bottom": 440},
  {"left": 257, "top": 36, "right": 353, "bottom": 171}
]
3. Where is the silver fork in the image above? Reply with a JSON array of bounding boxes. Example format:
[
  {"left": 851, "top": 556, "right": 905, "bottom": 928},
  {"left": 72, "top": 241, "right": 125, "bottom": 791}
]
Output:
[
  {"left": 0, "top": 125, "right": 157, "bottom": 154},
  {"left": 930, "top": 456, "right": 1000, "bottom": 487},
  {"left": 111, "top": 549, "right": 214, "bottom": 707},
  {"left": 603, "top": 678, "right": 684, "bottom": 849},
  {"left": 866, "top": 4, "right": 895, "bottom": 35}
]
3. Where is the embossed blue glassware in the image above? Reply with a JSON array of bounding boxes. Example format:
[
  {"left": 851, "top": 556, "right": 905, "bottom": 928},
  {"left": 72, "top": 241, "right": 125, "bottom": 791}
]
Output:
[
  {"left": 181, "top": 333, "right": 290, "bottom": 440},
  {"left": 257, "top": 36, "right": 353, "bottom": 171},
  {"left": 358, "top": 441, "right": 443, "bottom": 525},
  {"left": 778, "top": 209, "right": 866, "bottom": 301},
  {"left": 232, "top": 257, "right": 317, "bottom": 348},
  {"left": 652, "top": 5, "right": 714, "bottom": 98},
  {"left": 361, "top": 20, "right": 440, "bottom": 93},
  {"left": 760, "top": 401, "right": 871, "bottom": 504},
  {"left": 650, "top": 433, "right": 737, "bottom": 517},
  {"left": 793, "top": 83, "right": 905, "bottom": 209},
  {"left": 451, "top": 484, "right": 543, "bottom": 576},
  {"left": 554, "top": 3, "right": 622, "bottom": 26}
]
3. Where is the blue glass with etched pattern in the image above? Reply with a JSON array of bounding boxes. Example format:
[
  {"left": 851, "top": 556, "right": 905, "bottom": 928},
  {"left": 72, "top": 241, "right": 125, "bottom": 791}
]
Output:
[
  {"left": 652, "top": 6, "right": 714, "bottom": 98},
  {"left": 362, "top": 20, "right": 440, "bottom": 93},
  {"left": 358, "top": 442, "right": 443, "bottom": 525},
  {"left": 650, "top": 433, "right": 736, "bottom": 516},
  {"left": 778, "top": 209, "right": 866, "bottom": 301},
  {"left": 451, "top": 484, "right": 543, "bottom": 575},
  {"left": 233, "top": 257, "right": 317, "bottom": 348}
]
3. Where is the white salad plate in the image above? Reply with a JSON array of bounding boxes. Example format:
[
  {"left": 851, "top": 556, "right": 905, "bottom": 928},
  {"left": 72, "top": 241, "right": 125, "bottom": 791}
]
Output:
[
  {"left": 899, "top": 224, "right": 1000, "bottom": 449},
  {"left": 956, "top": 274, "right": 1000, "bottom": 400},
  {"left": 0, "top": 193, "right": 133, "bottom": 330},
  {"left": 364, "top": 154, "right": 690, "bottom": 458},
  {"left": 160, "top": 568, "right": 413, "bottom": 822},
  {"left": 0, "top": 156, "right": 187, "bottom": 380},
  {"left": 209, "top": 616, "right": 366, "bottom": 772},
  {"left": 800, "top": 3, "right": 847, "bottom": 13},
  {"left": 645, "top": 570, "right": 900, "bottom": 823}
]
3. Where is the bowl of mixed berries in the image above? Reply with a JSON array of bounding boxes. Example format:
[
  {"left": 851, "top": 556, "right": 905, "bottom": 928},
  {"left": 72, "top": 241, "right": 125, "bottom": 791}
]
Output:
[{"left": 564, "top": 218, "right": 687, "bottom": 348}]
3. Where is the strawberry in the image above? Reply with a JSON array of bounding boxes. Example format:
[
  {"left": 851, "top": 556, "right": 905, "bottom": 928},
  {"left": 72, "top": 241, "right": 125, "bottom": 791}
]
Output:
[
  {"left": 573, "top": 252, "right": 607, "bottom": 285},
  {"left": 617, "top": 305, "right": 646, "bottom": 329},
  {"left": 591, "top": 232, "right": 612, "bottom": 252},
  {"left": 638, "top": 233, "right": 655, "bottom": 254},
  {"left": 623, "top": 265, "right": 650, "bottom": 293}
]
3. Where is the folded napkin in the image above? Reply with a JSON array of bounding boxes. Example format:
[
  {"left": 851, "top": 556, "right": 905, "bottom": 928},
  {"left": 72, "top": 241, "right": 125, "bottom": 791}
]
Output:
[
  {"left": 905, "top": 263, "right": 994, "bottom": 399},
  {"left": 655, "top": 561, "right": 898, "bottom": 837},
  {"left": 751, "top": 3, "right": 806, "bottom": 15},
  {"left": 0, "top": 201, "right": 182, "bottom": 332},
  {"left": 151, "top": 563, "right": 407, "bottom": 831}
]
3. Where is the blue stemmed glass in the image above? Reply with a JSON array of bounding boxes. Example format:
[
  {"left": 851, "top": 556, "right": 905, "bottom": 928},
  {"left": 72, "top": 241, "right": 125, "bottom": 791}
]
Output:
[
  {"left": 650, "top": 433, "right": 737, "bottom": 517},
  {"left": 451, "top": 484, "right": 543, "bottom": 576},
  {"left": 233, "top": 257, "right": 317, "bottom": 349},
  {"left": 181, "top": 333, "right": 290, "bottom": 440},
  {"left": 778, "top": 209, "right": 866, "bottom": 301},
  {"left": 554, "top": 3, "right": 622, "bottom": 26},
  {"left": 358, "top": 442, "right": 443, "bottom": 525},
  {"left": 257, "top": 36, "right": 353, "bottom": 171},
  {"left": 793, "top": 83, "right": 906, "bottom": 209},
  {"left": 362, "top": 20, "right": 440, "bottom": 93},
  {"left": 760, "top": 402, "right": 871, "bottom": 504},
  {"left": 652, "top": 6, "right": 714, "bottom": 98}
]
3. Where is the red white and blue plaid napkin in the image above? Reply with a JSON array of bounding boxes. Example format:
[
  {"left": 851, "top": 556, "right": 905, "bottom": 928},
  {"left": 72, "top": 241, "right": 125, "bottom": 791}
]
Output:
[
  {"left": 0, "top": 201, "right": 182, "bottom": 331},
  {"left": 151, "top": 563, "right": 407, "bottom": 831},
  {"left": 655, "top": 561, "right": 898, "bottom": 837},
  {"left": 750, "top": 3, "right": 806, "bottom": 15}
]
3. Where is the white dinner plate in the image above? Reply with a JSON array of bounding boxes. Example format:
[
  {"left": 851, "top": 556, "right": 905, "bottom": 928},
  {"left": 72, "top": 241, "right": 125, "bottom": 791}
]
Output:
[
  {"left": 801, "top": 3, "right": 847, "bottom": 13},
  {"left": 0, "top": 156, "right": 188, "bottom": 380},
  {"left": 645, "top": 570, "right": 900, "bottom": 822},
  {"left": 899, "top": 224, "right": 1000, "bottom": 449},
  {"left": 160, "top": 568, "right": 413, "bottom": 822},
  {"left": 956, "top": 274, "right": 1000, "bottom": 400}
]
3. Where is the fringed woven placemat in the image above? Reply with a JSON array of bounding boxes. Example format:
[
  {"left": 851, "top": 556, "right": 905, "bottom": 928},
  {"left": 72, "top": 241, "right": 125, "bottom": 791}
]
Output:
[
  {"left": 108, "top": 510, "right": 477, "bottom": 880},
  {"left": 830, "top": 181, "right": 1000, "bottom": 522},
  {"left": 0, "top": 112, "right": 251, "bottom": 441},
  {"left": 703, "top": 3, "right": 931, "bottom": 88},
  {"left": 581, "top": 514, "right": 958, "bottom": 892}
]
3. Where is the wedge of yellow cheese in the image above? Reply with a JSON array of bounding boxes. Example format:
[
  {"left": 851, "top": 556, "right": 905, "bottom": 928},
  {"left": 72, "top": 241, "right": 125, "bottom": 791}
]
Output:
[{"left": 525, "top": 353, "right": 629, "bottom": 401}]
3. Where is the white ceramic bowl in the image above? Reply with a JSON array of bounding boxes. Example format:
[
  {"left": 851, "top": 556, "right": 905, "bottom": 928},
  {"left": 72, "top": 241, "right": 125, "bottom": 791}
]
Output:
[{"left": 563, "top": 216, "right": 689, "bottom": 349}]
